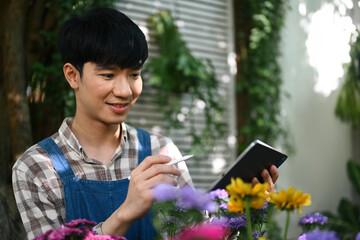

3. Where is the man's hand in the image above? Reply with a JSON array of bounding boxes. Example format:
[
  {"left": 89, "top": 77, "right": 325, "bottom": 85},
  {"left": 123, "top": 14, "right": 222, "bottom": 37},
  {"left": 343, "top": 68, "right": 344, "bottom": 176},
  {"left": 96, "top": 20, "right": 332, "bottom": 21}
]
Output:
[
  {"left": 251, "top": 165, "right": 279, "bottom": 193},
  {"left": 102, "top": 155, "right": 180, "bottom": 236}
]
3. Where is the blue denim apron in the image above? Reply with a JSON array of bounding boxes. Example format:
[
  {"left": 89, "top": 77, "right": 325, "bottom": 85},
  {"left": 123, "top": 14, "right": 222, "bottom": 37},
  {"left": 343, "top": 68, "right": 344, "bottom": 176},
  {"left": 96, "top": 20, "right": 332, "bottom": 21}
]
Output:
[{"left": 38, "top": 128, "right": 157, "bottom": 240}]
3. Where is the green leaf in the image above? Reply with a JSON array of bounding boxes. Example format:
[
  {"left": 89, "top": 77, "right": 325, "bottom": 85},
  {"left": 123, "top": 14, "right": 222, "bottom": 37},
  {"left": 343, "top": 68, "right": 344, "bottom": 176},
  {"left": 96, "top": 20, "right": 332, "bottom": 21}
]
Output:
[
  {"left": 337, "top": 198, "right": 360, "bottom": 229},
  {"left": 347, "top": 160, "right": 360, "bottom": 196}
]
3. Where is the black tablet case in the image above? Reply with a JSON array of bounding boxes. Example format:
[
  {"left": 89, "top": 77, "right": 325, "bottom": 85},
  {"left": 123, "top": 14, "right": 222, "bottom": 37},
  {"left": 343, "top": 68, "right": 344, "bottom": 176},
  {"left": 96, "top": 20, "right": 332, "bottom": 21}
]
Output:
[{"left": 209, "top": 140, "right": 287, "bottom": 191}]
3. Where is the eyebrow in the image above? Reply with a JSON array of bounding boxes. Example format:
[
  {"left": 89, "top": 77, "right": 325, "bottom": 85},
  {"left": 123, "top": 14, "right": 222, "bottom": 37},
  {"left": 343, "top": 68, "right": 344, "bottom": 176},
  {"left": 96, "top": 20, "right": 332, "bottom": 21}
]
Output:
[
  {"left": 94, "top": 64, "right": 142, "bottom": 71},
  {"left": 94, "top": 65, "right": 118, "bottom": 71}
]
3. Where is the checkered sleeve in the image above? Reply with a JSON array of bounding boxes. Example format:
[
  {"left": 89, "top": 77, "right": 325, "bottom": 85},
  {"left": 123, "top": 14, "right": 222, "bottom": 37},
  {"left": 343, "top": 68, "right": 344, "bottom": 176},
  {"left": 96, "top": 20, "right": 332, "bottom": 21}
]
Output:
[
  {"left": 12, "top": 147, "right": 65, "bottom": 240},
  {"left": 150, "top": 133, "right": 193, "bottom": 187}
]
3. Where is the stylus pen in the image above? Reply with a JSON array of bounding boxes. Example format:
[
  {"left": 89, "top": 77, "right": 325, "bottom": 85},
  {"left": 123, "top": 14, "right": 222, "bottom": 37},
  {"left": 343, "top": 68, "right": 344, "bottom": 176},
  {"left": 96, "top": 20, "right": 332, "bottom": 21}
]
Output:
[
  {"left": 166, "top": 155, "right": 194, "bottom": 165},
  {"left": 127, "top": 155, "right": 194, "bottom": 180}
]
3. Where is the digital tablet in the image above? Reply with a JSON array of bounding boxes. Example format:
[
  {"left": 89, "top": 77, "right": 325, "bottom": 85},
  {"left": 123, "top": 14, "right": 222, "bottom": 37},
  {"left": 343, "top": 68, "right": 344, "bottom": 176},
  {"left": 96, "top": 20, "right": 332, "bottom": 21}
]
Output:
[{"left": 208, "top": 140, "right": 287, "bottom": 191}]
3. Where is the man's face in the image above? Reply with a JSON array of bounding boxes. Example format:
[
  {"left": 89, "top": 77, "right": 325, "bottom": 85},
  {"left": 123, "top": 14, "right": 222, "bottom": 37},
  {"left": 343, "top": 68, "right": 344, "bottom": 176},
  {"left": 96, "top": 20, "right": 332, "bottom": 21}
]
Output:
[{"left": 75, "top": 62, "right": 143, "bottom": 125}]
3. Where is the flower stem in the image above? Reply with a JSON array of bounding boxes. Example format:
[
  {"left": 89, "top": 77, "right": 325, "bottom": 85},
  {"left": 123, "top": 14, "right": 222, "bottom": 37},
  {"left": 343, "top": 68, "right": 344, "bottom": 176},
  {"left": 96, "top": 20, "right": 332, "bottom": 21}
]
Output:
[
  {"left": 283, "top": 210, "right": 291, "bottom": 240},
  {"left": 245, "top": 197, "right": 253, "bottom": 240}
]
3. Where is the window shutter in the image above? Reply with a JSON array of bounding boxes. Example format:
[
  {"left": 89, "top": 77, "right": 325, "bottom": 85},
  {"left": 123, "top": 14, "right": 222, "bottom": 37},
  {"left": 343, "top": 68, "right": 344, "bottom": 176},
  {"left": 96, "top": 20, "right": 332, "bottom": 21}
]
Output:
[{"left": 117, "top": 0, "right": 236, "bottom": 189}]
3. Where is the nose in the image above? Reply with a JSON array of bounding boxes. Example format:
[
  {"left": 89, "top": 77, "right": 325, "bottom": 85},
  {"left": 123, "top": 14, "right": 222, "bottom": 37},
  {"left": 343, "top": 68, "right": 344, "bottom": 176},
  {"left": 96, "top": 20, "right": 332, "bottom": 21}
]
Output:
[{"left": 112, "top": 75, "right": 132, "bottom": 99}]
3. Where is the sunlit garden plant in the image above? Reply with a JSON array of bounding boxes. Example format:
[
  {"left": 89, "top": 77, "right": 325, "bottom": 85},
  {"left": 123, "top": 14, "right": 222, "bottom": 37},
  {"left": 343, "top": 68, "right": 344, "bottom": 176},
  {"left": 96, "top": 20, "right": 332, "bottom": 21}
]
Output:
[{"left": 34, "top": 177, "right": 360, "bottom": 240}]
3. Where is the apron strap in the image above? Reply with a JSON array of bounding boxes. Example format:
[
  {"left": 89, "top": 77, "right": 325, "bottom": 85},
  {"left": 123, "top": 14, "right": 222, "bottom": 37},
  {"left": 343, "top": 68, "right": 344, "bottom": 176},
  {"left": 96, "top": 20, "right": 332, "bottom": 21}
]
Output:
[
  {"left": 38, "top": 137, "right": 75, "bottom": 180},
  {"left": 136, "top": 128, "right": 151, "bottom": 164}
]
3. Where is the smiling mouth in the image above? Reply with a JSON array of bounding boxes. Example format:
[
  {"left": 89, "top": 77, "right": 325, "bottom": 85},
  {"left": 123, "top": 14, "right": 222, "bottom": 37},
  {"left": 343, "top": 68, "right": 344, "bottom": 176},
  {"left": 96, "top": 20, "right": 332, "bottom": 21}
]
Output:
[
  {"left": 107, "top": 103, "right": 129, "bottom": 113},
  {"left": 109, "top": 103, "right": 128, "bottom": 108}
]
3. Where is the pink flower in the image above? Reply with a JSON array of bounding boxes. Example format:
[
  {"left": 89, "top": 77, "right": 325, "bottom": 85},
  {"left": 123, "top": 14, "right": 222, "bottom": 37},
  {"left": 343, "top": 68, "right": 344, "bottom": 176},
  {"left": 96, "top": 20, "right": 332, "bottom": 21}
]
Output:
[
  {"left": 174, "top": 223, "right": 229, "bottom": 240},
  {"left": 84, "top": 232, "right": 127, "bottom": 240},
  {"left": 65, "top": 219, "right": 97, "bottom": 228}
]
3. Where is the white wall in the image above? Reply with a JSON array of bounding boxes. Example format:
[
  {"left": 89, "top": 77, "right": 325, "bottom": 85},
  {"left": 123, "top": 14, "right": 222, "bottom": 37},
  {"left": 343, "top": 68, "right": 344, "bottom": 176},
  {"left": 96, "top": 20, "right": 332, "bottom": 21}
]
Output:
[{"left": 276, "top": 0, "right": 356, "bottom": 237}]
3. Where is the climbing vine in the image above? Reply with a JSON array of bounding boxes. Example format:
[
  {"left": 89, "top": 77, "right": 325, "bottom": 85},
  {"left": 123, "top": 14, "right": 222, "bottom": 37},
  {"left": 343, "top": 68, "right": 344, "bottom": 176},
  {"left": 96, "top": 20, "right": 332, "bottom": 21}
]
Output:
[
  {"left": 335, "top": 30, "right": 360, "bottom": 128},
  {"left": 146, "top": 11, "right": 227, "bottom": 153},
  {"left": 235, "top": 0, "right": 291, "bottom": 153}
]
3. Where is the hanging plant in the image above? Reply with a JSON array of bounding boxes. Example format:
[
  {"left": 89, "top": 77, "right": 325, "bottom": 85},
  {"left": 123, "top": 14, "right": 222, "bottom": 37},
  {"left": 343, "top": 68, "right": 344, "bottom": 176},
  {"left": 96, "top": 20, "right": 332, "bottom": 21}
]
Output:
[
  {"left": 146, "top": 10, "right": 227, "bottom": 153},
  {"left": 235, "top": 0, "right": 292, "bottom": 154},
  {"left": 335, "top": 30, "right": 360, "bottom": 127}
]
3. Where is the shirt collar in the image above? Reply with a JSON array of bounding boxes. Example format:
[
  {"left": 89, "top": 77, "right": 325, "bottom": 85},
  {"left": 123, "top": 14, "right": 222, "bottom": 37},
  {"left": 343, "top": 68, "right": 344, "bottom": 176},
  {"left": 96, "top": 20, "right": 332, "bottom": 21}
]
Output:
[
  {"left": 58, "top": 117, "right": 128, "bottom": 161},
  {"left": 58, "top": 117, "right": 83, "bottom": 155}
]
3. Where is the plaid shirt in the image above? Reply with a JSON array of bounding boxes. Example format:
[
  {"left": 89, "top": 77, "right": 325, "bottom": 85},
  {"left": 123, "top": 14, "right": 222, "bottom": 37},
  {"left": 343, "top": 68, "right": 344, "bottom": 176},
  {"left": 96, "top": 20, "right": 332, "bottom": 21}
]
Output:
[{"left": 12, "top": 118, "right": 193, "bottom": 240}]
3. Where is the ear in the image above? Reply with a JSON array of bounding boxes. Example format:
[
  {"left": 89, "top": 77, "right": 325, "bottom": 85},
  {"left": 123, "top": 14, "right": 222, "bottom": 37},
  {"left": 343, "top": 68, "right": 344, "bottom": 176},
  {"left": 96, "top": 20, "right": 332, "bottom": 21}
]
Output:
[{"left": 63, "top": 63, "right": 80, "bottom": 89}]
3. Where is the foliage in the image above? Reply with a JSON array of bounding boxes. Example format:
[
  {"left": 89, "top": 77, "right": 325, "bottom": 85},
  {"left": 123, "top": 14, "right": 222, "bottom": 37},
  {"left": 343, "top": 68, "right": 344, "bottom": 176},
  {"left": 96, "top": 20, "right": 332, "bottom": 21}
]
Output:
[
  {"left": 322, "top": 160, "right": 360, "bottom": 240},
  {"left": 28, "top": 0, "right": 114, "bottom": 141},
  {"left": 145, "top": 10, "right": 227, "bottom": 154},
  {"left": 335, "top": 31, "right": 360, "bottom": 127},
  {"left": 236, "top": 0, "right": 291, "bottom": 153},
  {"left": 151, "top": 179, "right": 317, "bottom": 240}
]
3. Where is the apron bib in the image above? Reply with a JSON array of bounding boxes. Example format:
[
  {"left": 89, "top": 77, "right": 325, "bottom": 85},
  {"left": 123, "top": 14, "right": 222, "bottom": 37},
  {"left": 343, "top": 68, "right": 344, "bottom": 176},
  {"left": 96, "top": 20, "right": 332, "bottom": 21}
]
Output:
[{"left": 38, "top": 128, "right": 156, "bottom": 240}]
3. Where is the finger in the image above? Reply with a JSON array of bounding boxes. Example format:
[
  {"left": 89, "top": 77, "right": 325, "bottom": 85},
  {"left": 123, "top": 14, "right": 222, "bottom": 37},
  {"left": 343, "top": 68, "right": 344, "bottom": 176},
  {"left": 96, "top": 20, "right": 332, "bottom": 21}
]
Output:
[
  {"left": 131, "top": 163, "right": 180, "bottom": 184},
  {"left": 251, "top": 177, "right": 260, "bottom": 185},
  {"left": 136, "top": 155, "right": 171, "bottom": 172},
  {"left": 261, "top": 169, "right": 277, "bottom": 193},
  {"left": 269, "top": 165, "right": 279, "bottom": 183},
  {"left": 145, "top": 164, "right": 180, "bottom": 180},
  {"left": 143, "top": 174, "right": 179, "bottom": 190}
]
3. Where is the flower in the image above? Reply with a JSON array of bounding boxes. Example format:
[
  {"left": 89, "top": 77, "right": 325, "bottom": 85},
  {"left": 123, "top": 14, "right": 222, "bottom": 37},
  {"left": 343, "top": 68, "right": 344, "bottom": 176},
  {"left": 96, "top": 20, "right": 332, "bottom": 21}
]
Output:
[
  {"left": 299, "top": 212, "right": 328, "bottom": 225},
  {"left": 226, "top": 177, "right": 269, "bottom": 213},
  {"left": 356, "top": 232, "right": 360, "bottom": 240},
  {"left": 270, "top": 186, "right": 311, "bottom": 214},
  {"left": 209, "top": 189, "right": 229, "bottom": 200},
  {"left": 227, "top": 196, "right": 246, "bottom": 213},
  {"left": 227, "top": 215, "right": 247, "bottom": 229},
  {"left": 298, "top": 228, "right": 339, "bottom": 240},
  {"left": 34, "top": 219, "right": 127, "bottom": 240},
  {"left": 84, "top": 233, "right": 126, "bottom": 240},
  {"left": 152, "top": 183, "right": 177, "bottom": 202},
  {"left": 252, "top": 230, "right": 261, "bottom": 239},
  {"left": 173, "top": 222, "right": 229, "bottom": 240},
  {"left": 179, "top": 186, "right": 217, "bottom": 213},
  {"left": 226, "top": 178, "right": 269, "bottom": 199},
  {"left": 210, "top": 216, "right": 229, "bottom": 227},
  {"left": 65, "top": 219, "right": 96, "bottom": 228}
]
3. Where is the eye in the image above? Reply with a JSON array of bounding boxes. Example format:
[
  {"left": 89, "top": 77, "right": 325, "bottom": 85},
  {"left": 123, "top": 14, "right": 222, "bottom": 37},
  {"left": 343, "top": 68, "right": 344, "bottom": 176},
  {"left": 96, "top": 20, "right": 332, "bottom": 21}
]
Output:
[
  {"left": 130, "top": 72, "right": 141, "bottom": 79},
  {"left": 101, "top": 73, "right": 114, "bottom": 79}
]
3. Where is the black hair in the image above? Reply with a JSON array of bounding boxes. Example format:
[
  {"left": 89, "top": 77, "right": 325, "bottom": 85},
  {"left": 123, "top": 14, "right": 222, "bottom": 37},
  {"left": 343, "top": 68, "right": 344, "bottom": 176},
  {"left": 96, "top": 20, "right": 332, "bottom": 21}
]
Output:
[{"left": 58, "top": 8, "right": 148, "bottom": 75}]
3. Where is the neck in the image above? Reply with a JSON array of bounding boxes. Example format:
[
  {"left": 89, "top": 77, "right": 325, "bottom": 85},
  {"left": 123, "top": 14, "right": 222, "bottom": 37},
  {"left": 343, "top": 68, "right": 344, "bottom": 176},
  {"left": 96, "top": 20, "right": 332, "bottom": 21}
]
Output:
[{"left": 70, "top": 115, "right": 121, "bottom": 164}]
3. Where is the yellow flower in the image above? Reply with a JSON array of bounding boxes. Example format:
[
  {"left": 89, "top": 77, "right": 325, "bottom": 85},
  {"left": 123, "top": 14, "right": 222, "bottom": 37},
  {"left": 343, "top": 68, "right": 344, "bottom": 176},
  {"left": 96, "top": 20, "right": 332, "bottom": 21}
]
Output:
[
  {"left": 226, "top": 177, "right": 269, "bottom": 199},
  {"left": 228, "top": 196, "right": 245, "bottom": 213},
  {"left": 269, "top": 186, "right": 311, "bottom": 214},
  {"left": 258, "top": 237, "right": 267, "bottom": 240},
  {"left": 226, "top": 177, "right": 269, "bottom": 212}
]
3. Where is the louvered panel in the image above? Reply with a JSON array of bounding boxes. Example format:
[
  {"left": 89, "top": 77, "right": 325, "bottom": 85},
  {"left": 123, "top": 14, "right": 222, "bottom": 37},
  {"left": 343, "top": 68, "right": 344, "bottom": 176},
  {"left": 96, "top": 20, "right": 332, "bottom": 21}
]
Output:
[{"left": 116, "top": 0, "right": 236, "bottom": 189}]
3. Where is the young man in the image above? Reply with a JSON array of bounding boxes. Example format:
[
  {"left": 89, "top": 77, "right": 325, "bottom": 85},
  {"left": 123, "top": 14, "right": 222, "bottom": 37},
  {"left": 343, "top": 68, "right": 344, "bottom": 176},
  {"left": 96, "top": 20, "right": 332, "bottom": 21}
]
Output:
[{"left": 12, "top": 8, "right": 279, "bottom": 240}]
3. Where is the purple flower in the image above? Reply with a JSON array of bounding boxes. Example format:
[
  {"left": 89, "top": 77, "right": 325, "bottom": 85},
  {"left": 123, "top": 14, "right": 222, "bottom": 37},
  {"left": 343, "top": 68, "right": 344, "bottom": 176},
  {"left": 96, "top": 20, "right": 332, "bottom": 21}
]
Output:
[
  {"left": 161, "top": 216, "right": 176, "bottom": 227},
  {"left": 179, "top": 186, "right": 217, "bottom": 213},
  {"left": 356, "top": 232, "right": 360, "bottom": 240},
  {"left": 227, "top": 215, "right": 247, "bottom": 229},
  {"left": 210, "top": 216, "right": 230, "bottom": 228},
  {"left": 252, "top": 231, "right": 261, "bottom": 239},
  {"left": 298, "top": 228, "right": 339, "bottom": 240},
  {"left": 33, "top": 230, "right": 54, "bottom": 240},
  {"left": 299, "top": 212, "right": 328, "bottom": 225},
  {"left": 152, "top": 183, "right": 177, "bottom": 202},
  {"left": 219, "top": 203, "right": 229, "bottom": 210},
  {"left": 209, "top": 189, "right": 229, "bottom": 200},
  {"left": 45, "top": 225, "right": 84, "bottom": 240},
  {"left": 257, "top": 200, "right": 268, "bottom": 211}
]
